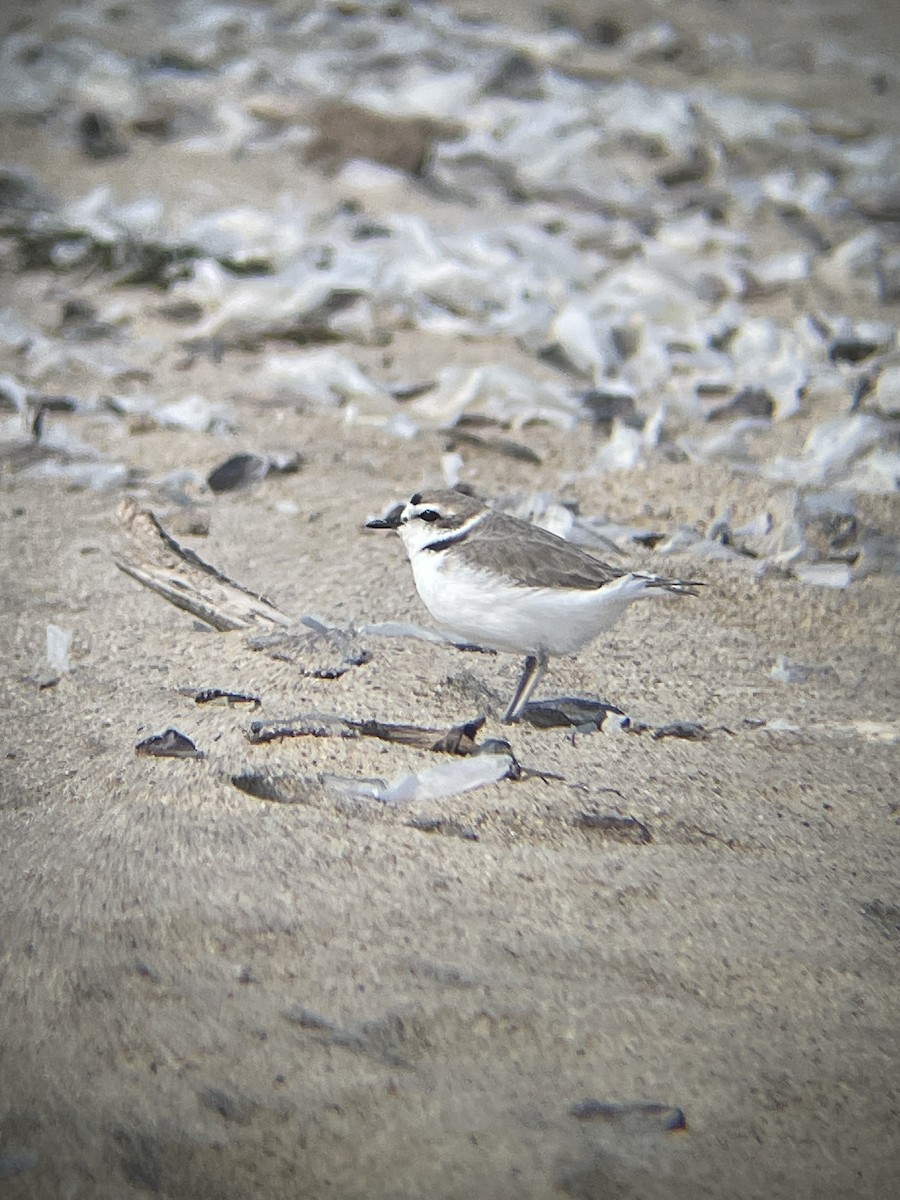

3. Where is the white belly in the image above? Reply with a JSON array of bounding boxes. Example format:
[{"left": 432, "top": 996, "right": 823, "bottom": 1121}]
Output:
[{"left": 410, "top": 551, "right": 653, "bottom": 656}]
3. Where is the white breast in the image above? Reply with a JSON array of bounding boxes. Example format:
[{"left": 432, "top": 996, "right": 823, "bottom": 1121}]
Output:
[{"left": 408, "top": 547, "right": 656, "bottom": 656}]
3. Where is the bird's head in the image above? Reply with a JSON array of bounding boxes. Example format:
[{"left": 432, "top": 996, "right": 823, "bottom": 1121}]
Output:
[{"left": 366, "top": 489, "right": 484, "bottom": 553}]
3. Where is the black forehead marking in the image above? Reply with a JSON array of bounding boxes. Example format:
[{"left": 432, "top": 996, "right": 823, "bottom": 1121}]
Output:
[{"left": 410, "top": 492, "right": 422, "bottom": 505}]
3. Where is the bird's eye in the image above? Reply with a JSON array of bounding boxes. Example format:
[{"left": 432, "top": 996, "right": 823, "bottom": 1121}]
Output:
[{"left": 417, "top": 509, "right": 440, "bottom": 523}]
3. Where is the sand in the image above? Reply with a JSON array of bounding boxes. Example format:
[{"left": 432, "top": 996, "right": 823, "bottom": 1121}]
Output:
[{"left": 1, "top": 2, "right": 899, "bottom": 1197}]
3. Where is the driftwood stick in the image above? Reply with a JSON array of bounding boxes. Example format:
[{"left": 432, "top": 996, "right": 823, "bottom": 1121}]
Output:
[{"left": 115, "top": 499, "right": 291, "bottom": 631}]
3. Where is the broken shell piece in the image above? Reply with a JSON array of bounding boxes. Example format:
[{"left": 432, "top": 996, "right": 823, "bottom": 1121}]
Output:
[
  {"left": 155, "top": 393, "right": 235, "bottom": 434},
  {"left": 207, "top": 453, "right": 269, "bottom": 493},
  {"left": 378, "top": 752, "right": 515, "bottom": 806},
  {"left": 23, "top": 623, "right": 74, "bottom": 689},
  {"left": 868, "top": 363, "right": 900, "bottom": 416},
  {"left": 179, "top": 687, "right": 261, "bottom": 709},
  {"left": 569, "top": 1099, "right": 687, "bottom": 1132},
  {"left": 544, "top": 303, "right": 612, "bottom": 380},
  {"left": 183, "top": 200, "right": 309, "bottom": 270},
  {"left": 45, "top": 624, "right": 73, "bottom": 674},
  {"left": 262, "top": 350, "right": 387, "bottom": 409},
  {"left": 519, "top": 697, "right": 626, "bottom": 731},
  {"left": 135, "top": 728, "right": 205, "bottom": 759},
  {"left": 744, "top": 250, "right": 810, "bottom": 294},
  {"left": 206, "top": 451, "right": 301, "bottom": 494},
  {"left": 107, "top": 392, "right": 234, "bottom": 434},
  {"left": 792, "top": 562, "right": 852, "bottom": 588},
  {"left": 410, "top": 366, "right": 582, "bottom": 431},
  {"left": 592, "top": 410, "right": 664, "bottom": 473},
  {"left": 0, "top": 374, "right": 28, "bottom": 413},
  {"left": 765, "top": 414, "right": 885, "bottom": 488}
]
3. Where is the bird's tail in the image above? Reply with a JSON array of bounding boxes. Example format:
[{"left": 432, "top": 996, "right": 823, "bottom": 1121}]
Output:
[{"left": 636, "top": 574, "right": 705, "bottom": 597}]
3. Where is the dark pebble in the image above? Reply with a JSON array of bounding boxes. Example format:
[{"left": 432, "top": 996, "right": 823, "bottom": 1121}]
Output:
[{"left": 78, "top": 110, "right": 128, "bottom": 159}]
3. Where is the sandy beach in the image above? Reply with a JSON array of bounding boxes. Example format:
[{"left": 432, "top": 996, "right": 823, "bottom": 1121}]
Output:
[{"left": 1, "top": 2, "right": 898, "bottom": 1197}]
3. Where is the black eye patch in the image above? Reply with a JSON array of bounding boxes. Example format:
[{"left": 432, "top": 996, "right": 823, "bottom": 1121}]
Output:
[{"left": 417, "top": 509, "right": 440, "bottom": 523}]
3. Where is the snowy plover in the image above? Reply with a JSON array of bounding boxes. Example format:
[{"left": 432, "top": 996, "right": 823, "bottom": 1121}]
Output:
[{"left": 367, "top": 490, "right": 702, "bottom": 723}]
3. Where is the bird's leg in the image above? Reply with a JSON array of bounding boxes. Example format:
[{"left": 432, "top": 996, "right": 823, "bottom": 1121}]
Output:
[{"left": 503, "top": 652, "right": 548, "bottom": 723}]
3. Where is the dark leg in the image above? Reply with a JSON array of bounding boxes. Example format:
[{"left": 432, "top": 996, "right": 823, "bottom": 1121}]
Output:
[{"left": 503, "top": 652, "right": 548, "bottom": 723}]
